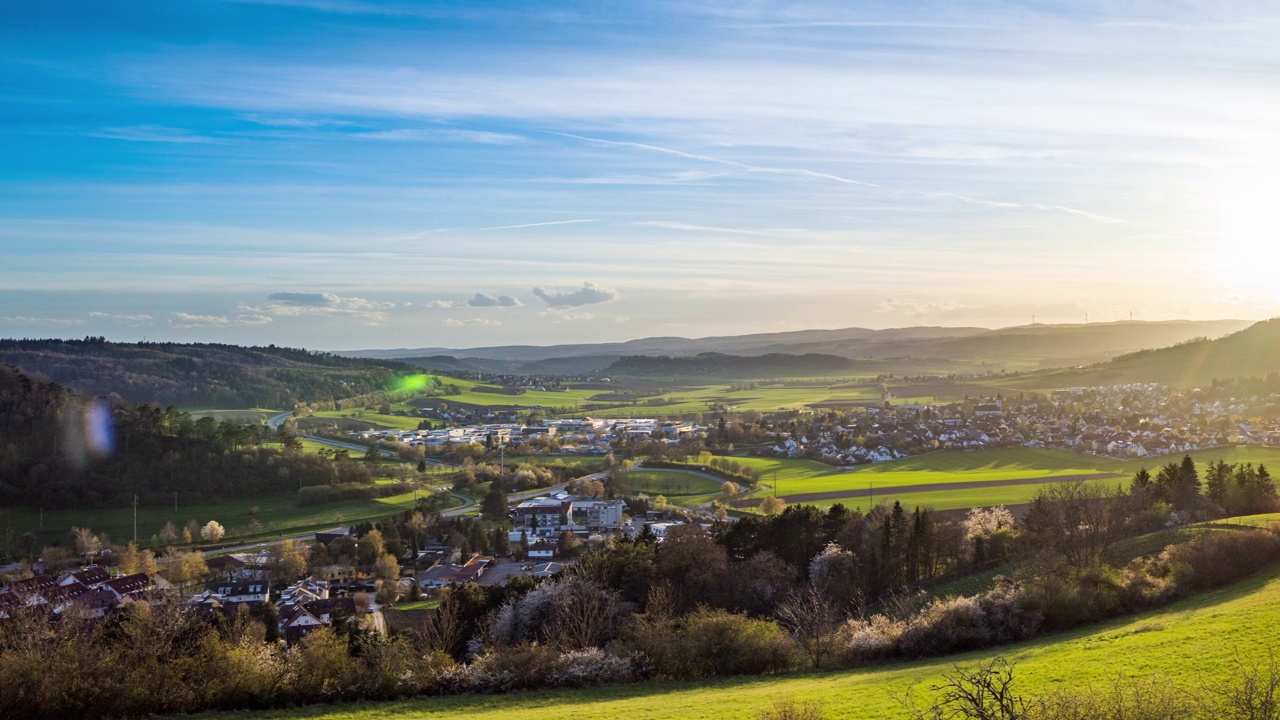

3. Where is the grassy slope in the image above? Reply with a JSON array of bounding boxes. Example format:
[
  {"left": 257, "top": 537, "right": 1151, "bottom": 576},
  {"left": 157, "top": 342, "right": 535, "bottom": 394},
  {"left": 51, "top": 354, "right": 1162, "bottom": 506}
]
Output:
[{"left": 206, "top": 564, "right": 1280, "bottom": 720}]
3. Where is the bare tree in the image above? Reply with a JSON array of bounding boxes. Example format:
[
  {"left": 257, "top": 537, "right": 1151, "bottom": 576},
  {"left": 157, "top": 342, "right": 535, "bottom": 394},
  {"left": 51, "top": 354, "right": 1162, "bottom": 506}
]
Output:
[
  {"left": 899, "top": 658, "right": 1031, "bottom": 720},
  {"left": 775, "top": 583, "right": 842, "bottom": 669},
  {"left": 546, "top": 575, "right": 621, "bottom": 651}
]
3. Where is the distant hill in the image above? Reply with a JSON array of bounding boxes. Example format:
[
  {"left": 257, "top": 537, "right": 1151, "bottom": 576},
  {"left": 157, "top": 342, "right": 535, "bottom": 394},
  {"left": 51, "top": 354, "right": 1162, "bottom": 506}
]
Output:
[
  {"left": 607, "top": 352, "right": 855, "bottom": 377},
  {"left": 1047, "top": 318, "right": 1280, "bottom": 388},
  {"left": 0, "top": 338, "right": 419, "bottom": 409},
  {"left": 343, "top": 319, "right": 1252, "bottom": 375}
]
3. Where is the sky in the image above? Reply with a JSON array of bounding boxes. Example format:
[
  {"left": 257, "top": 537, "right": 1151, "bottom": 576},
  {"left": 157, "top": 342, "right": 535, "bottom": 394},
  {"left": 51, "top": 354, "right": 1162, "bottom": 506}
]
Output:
[{"left": 3, "top": 0, "right": 1280, "bottom": 350}]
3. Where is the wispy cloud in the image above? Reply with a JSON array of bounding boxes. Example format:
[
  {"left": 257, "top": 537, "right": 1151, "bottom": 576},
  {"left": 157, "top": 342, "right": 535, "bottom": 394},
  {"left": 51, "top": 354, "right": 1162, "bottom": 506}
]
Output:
[
  {"left": 555, "top": 133, "right": 881, "bottom": 188},
  {"left": 91, "top": 125, "right": 218, "bottom": 144},
  {"left": 481, "top": 219, "right": 599, "bottom": 231},
  {"left": 0, "top": 315, "right": 84, "bottom": 326},
  {"left": 442, "top": 317, "right": 502, "bottom": 327},
  {"left": 170, "top": 312, "right": 273, "bottom": 328},
  {"left": 354, "top": 128, "right": 525, "bottom": 144}
]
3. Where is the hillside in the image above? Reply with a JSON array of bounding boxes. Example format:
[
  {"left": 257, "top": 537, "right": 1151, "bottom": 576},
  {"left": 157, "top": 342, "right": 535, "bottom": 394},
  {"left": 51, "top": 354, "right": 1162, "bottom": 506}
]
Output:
[
  {"left": 0, "top": 338, "right": 419, "bottom": 408},
  {"left": 999, "top": 318, "right": 1280, "bottom": 389},
  {"left": 344, "top": 319, "right": 1251, "bottom": 375},
  {"left": 203, "top": 563, "right": 1280, "bottom": 720},
  {"left": 606, "top": 352, "right": 856, "bottom": 377}
]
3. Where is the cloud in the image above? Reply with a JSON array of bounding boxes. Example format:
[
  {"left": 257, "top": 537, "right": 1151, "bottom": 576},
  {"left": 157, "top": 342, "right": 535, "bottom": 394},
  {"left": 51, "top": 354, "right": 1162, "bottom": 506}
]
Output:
[
  {"left": 91, "top": 125, "right": 217, "bottom": 144},
  {"left": 265, "top": 292, "right": 394, "bottom": 321},
  {"left": 442, "top": 318, "right": 502, "bottom": 327},
  {"left": 481, "top": 219, "right": 599, "bottom": 231},
  {"left": 354, "top": 128, "right": 525, "bottom": 144},
  {"left": 532, "top": 282, "right": 620, "bottom": 308},
  {"left": 170, "top": 312, "right": 274, "bottom": 328},
  {"left": 87, "top": 312, "right": 154, "bottom": 322},
  {"left": 467, "top": 293, "right": 522, "bottom": 308},
  {"left": 266, "top": 292, "right": 340, "bottom": 307},
  {"left": 873, "top": 298, "right": 967, "bottom": 317},
  {"left": 0, "top": 316, "right": 84, "bottom": 326}
]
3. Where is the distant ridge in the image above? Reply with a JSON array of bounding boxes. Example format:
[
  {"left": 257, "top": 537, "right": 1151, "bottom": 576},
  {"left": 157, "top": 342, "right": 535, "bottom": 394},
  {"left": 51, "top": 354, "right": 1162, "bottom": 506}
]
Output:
[
  {"left": 339, "top": 319, "right": 1252, "bottom": 375},
  {"left": 1060, "top": 318, "right": 1280, "bottom": 387}
]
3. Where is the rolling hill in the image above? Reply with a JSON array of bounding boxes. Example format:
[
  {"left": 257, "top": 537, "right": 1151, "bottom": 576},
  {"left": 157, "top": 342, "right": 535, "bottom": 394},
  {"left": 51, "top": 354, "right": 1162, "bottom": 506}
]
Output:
[
  {"left": 344, "top": 319, "right": 1252, "bottom": 376},
  {"left": 0, "top": 338, "right": 419, "bottom": 409},
  {"left": 999, "top": 318, "right": 1280, "bottom": 389}
]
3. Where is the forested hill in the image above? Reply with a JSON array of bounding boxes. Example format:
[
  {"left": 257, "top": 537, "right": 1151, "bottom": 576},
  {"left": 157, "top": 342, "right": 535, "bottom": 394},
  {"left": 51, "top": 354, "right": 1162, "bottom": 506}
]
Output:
[
  {"left": 607, "top": 352, "right": 854, "bottom": 376},
  {"left": 0, "top": 338, "right": 419, "bottom": 408},
  {"left": 0, "top": 363, "right": 374, "bottom": 508}
]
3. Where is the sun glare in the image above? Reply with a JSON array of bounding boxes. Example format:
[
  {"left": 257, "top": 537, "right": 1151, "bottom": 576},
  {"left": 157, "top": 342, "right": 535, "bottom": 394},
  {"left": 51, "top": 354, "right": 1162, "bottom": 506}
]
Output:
[{"left": 1216, "top": 171, "right": 1280, "bottom": 292}]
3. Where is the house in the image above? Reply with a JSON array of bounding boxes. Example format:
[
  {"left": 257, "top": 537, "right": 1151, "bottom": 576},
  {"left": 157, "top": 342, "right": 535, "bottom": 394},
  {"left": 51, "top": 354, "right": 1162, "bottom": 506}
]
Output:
[
  {"left": 527, "top": 541, "right": 557, "bottom": 560},
  {"left": 278, "top": 595, "right": 357, "bottom": 645},
  {"left": 205, "top": 555, "right": 251, "bottom": 581},
  {"left": 418, "top": 556, "right": 492, "bottom": 589},
  {"left": 207, "top": 580, "right": 270, "bottom": 605},
  {"left": 104, "top": 573, "right": 153, "bottom": 600},
  {"left": 59, "top": 566, "right": 109, "bottom": 588},
  {"left": 279, "top": 604, "right": 325, "bottom": 644}
]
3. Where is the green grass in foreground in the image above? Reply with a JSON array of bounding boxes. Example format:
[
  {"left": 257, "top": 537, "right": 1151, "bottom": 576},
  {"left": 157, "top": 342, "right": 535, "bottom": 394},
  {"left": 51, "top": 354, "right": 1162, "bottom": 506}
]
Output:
[{"left": 200, "top": 564, "right": 1280, "bottom": 720}]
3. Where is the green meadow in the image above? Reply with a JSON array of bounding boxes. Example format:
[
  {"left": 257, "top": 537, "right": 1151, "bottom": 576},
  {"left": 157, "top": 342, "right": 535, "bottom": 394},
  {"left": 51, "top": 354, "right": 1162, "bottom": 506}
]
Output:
[
  {"left": 199, "top": 562, "right": 1280, "bottom": 720},
  {"left": 614, "top": 470, "right": 723, "bottom": 500},
  {"left": 2, "top": 486, "right": 446, "bottom": 550},
  {"left": 736, "top": 446, "right": 1280, "bottom": 513}
]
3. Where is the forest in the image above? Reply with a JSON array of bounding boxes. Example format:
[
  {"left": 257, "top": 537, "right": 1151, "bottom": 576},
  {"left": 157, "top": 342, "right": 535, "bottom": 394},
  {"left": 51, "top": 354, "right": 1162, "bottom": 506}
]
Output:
[{"left": 0, "top": 338, "right": 418, "bottom": 408}]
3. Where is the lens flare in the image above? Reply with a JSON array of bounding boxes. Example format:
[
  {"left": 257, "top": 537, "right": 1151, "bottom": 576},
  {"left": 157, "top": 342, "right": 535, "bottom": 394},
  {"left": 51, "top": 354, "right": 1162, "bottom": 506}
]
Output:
[
  {"left": 83, "top": 401, "right": 115, "bottom": 457},
  {"left": 390, "top": 374, "right": 431, "bottom": 393}
]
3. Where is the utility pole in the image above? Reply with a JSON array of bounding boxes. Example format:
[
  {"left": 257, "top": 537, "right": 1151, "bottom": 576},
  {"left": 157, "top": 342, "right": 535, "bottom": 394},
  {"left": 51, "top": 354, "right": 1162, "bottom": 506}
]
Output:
[
  {"left": 869, "top": 483, "right": 874, "bottom": 505},
  {"left": 500, "top": 444, "right": 505, "bottom": 475},
  {"left": 133, "top": 495, "right": 138, "bottom": 545}
]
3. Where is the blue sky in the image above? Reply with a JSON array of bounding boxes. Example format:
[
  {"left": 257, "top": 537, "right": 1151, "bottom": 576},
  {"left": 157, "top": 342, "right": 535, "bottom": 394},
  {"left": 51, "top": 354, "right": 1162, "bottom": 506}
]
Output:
[{"left": 3, "top": 1, "right": 1279, "bottom": 349}]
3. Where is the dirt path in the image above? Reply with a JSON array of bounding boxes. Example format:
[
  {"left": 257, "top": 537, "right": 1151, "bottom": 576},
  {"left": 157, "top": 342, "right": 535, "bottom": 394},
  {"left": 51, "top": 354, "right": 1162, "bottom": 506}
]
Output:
[{"left": 729, "top": 472, "right": 1125, "bottom": 508}]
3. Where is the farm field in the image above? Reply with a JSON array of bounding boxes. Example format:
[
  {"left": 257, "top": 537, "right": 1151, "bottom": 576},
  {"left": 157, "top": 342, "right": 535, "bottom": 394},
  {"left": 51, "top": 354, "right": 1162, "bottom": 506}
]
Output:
[
  {"left": 735, "top": 446, "right": 1280, "bottom": 513},
  {"left": 308, "top": 409, "right": 428, "bottom": 432},
  {"left": 203, "top": 563, "right": 1280, "bottom": 720},
  {"left": 412, "top": 375, "right": 925, "bottom": 417},
  {"left": 2, "top": 486, "right": 442, "bottom": 550}
]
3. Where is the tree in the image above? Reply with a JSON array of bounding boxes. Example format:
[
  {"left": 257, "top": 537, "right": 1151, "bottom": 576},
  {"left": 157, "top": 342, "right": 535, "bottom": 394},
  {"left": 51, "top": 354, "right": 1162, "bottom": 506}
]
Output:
[
  {"left": 118, "top": 543, "right": 157, "bottom": 576},
  {"left": 720, "top": 481, "right": 741, "bottom": 501},
  {"left": 358, "top": 529, "right": 386, "bottom": 566},
  {"left": 374, "top": 553, "right": 400, "bottom": 584},
  {"left": 71, "top": 527, "right": 101, "bottom": 558},
  {"left": 481, "top": 484, "right": 509, "bottom": 519},
  {"left": 158, "top": 521, "right": 178, "bottom": 546},
  {"left": 776, "top": 583, "right": 842, "bottom": 669},
  {"left": 760, "top": 496, "right": 787, "bottom": 515},
  {"left": 200, "top": 520, "right": 225, "bottom": 542}
]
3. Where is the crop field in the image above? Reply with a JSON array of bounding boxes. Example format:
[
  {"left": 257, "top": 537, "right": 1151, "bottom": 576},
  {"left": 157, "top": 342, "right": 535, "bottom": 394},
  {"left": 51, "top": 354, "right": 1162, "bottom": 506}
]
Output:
[
  {"left": 2, "top": 486, "right": 441, "bottom": 550},
  {"left": 204, "top": 564, "right": 1280, "bottom": 720},
  {"left": 308, "top": 409, "right": 428, "bottom": 432}
]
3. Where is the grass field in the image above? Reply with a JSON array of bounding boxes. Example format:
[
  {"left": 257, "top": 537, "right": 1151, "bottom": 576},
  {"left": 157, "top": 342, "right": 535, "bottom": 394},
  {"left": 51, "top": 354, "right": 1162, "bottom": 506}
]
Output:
[
  {"left": 614, "top": 470, "right": 722, "bottom": 499},
  {"left": 2, "top": 485, "right": 449, "bottom": 550},
  {"left": 417, "top": 375, "right": 936, "bottom": 417},
  {"left": 201, "top": 563, "right": 1280, "bottom": 720},
  {"left": 730, "top": 446, "right": 1280, "bottom": 514}
]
